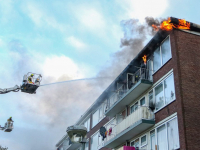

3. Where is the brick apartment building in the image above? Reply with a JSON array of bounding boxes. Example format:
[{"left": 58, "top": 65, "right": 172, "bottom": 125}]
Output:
[{"left": 56, "top": 18, "right": 200, "bottom": 150}]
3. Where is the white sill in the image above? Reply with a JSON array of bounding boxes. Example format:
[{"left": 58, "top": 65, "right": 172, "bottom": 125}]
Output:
[
  {"left": 154, "top": 98, "right": 176, "bottom": 113},
  {"left": 140, "top": 143, "right": 147, "bottom": 148}
]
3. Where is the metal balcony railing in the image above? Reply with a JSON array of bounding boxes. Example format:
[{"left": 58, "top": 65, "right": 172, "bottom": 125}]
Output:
[
  {"left": 116, "top": 147, "right": 149, "bottom": 150},
  {"left": 104, "top": 106, "right": 154, "bottom": 143},
  {"left": 107, "top": 68, "right": 152, "bottom": 109}
]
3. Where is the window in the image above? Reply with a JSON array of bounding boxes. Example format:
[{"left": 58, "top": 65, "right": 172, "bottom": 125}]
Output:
[
  {"left": 85, "top": 141, "right": 89, "bottom": 150},
  {"left": 141, "top": 135, "right": 147, "bottom": 147},
  {"left": 109, "top": 93, "right": 118, "bottom": 106},
  {"left": 99, "top": 106, "right": 103, "bottom": 120},
  {"left": 92, "top": 103, "right": 106, "bottom": 128},
  {"left": 147, "top": 59, "right": 153, "bottom": 81},
  {"left": 155, "top": 117, "right": 180, "bottom": 150},
  {"left": 167, "top": 118, "right": 180, "bottom": 149},
  {"left": 161, "top": 37, "right": 171, "bottom": 65},
  {"left": 91, "top": 133, "right": 98, "bottom": 150},
  {"left": 84, "top": 118, "right": 90, "bottom": 132},
  {"left": 155, "top": 82, "right": 164, "bottom": 110},
  {"left": 116, "top": 113, "right": 124, "bottom": 124},
  {"left": 153, "top": 37, "right": 171, "bottom": 73},
  {"left": 149, "top": 90, "right": 154, "bottom": 109},
  {"left": 131, "top": 138, "right": 139, "bottom": 148},
  {"left": 130, "top": 102, "right": 138, "bottom": 114},
  {"left": 153, "top": 47, "right": 161, "bottom": 72},
  {"left": 140, "top": 97, "right": 145, "bottom": 106},
  {"left": 151, "top": 73, "right": 176, "bottom": 111},
  {"left": 92, "top": 110, "right": 99, "bottom": 128},
  {"left": 157, "top": 124, "right": 167, "bottom": 150},
  {"left": 164, "top": 74, "right": 175, "bottom": 105},
  {"left": 150, "top": 130, "right": 155, "bottom": 150}
]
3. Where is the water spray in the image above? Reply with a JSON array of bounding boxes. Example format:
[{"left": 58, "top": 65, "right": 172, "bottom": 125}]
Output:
[{"left": 40, "top": 77, "right": 110, "bottom": 87}]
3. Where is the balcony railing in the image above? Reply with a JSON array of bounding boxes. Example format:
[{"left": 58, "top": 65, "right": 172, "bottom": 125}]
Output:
[
  {"left": 116, "top": 146, "right": 148, "bottom": 150},
  {"left": 104, "top": 106, "right": 154, "bottom": 144},
  {"left": 107, "top": 68, "right": 152, "bottom": 110}
]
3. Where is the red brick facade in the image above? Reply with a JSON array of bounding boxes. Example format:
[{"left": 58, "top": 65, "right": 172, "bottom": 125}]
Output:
[{"left": 153, "top": 29, "right": 200, "bottom": 150}]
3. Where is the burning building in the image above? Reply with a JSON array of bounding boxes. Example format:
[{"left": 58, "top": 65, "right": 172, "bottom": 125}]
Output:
[{"left": 56, "top": 17, "right": 200, "bottom": 150}]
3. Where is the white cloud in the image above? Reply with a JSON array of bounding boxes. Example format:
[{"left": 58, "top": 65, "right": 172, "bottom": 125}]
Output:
[
  {"left": 66, "top": 36, "right": 87, "bottom": 49},
  {"left": 72, "top": 5, "right": 106, "bottom": 32},
  {"left": 24, "top": 2, "right": 68, "bottom": 32},
  {"left": 42, "top": 55, "right": 84, "bottom": 81},
  {"left": 117, "top": 0, "right": 168, "bottom": 21},
  {"left": 0, "top": 38, "right": 4, "bottom": 47},
  {"left": 0, "top": 0, "right": 14, "bottom": 23}
]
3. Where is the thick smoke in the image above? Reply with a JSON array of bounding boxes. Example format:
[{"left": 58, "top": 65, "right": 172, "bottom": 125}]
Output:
[
  {"left": 5, "top": 40, "right": 106, "bottom": 149},
  {"left": 97, "top": 17, "right": 163, "bottom": 84},
  {"left": 2, "top": 17, "right": 162, "bottom": 150}
]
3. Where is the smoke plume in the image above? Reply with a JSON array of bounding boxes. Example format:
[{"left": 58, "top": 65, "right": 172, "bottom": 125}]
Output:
[
  {"left": 97, "top": 17, "right": 163, "bottom": 84},
  {"left": 1, "top": 17, "right": 162, "bottom": 150}
]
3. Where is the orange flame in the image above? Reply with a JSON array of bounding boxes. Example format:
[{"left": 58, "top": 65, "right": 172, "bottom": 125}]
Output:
[
  {"left": 152, "top": 18, "right": 190, "bottom": 31},
  {"left": 142, "top": 55, "right": 147, "bottom": 65}
]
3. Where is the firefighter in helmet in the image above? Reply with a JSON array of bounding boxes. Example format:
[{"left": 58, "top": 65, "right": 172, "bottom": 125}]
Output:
[
  {"left": 7, "top": 117, "right": 14, "bottom": 128},
  {"left": 7, "top": 117, "right": 13, "bottom": 122},
  {"left": 28, "top": 74, "right": 34, "bottom": 84}
]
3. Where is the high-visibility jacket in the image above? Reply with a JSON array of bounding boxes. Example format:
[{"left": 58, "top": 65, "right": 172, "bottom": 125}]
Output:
[{"left": 28, "top": 76, "right": 33, "bottom": 82}]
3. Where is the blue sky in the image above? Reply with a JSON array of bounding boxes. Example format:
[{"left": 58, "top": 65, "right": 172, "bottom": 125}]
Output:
[{"left": 0, "top": 0, "right": 200, "bottom": 149}]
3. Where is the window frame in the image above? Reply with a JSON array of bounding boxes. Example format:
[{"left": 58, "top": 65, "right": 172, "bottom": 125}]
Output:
[
  {"left": 140, "top": 97, "right": 146, "bottom": 106},
  {"left": 149, "top": 72, "right": 176, "bottom": 113},
  {"left": 155, "top": 73, "right": 176, "bottom": 112},
  {"left": 153, "top": 116, "right": 180, "bottom": 150},
  {"left": 130, "top": 138, "right": 140, "bottom": 148},
  {"left": 130, "top": 101, "right": 139, "bottom": 114},
  {"left": 92, "top": 109, "right": 99, "bottom": 128},
  {"left": 83, "top": 117, "right": 90, "bottom": 132},
  {"left": 84, "top": 139, "right": 89, "bottom": 150},
  {"left": 90, "top": 131, "right": 99, "bottom": 150},
  {"left": 140, "top": 134, "right": 147, "bottom": 148},
  {"left": 147, "top": 58, "right": 153, "bottom": 81},
  {"left": 153, "top": 36, "right": 172, "bottom": 74},
  {"left": 92, "top": 102, "right": 107, "bottom": 128},
  {"left": 150, "top": 130, "right": 156, "bottom": 150}
]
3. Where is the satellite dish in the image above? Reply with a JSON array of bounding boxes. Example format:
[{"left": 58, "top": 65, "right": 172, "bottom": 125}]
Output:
[{"left": 99, "top": 126, "right": 107, "bottom": 140}]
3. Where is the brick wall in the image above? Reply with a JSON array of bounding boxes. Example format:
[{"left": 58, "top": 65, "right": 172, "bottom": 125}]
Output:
[
  {"left": 153, "top": 29, "right": 200, "bottom": 150},
  {"left": 174, "top": 30, "right": 200, "bottom": 150}
]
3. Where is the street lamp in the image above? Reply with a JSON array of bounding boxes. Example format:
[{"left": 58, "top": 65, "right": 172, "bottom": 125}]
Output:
[{"left": 67, "top": 125, "right": 87, "bottom": 150}]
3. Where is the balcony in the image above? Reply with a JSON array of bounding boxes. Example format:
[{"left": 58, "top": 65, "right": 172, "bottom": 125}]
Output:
[
  {"left": 105, "top": 68, "right": 153, "bottom": 118},
  {"left": 103, "top": 106, "right": 155, "bottom": 148},
  {"left": 117, "top": 146, "right": 147, "bottom": 150},
  {"left": 116, "top": 146, "right": 147, "bottom": 150}
]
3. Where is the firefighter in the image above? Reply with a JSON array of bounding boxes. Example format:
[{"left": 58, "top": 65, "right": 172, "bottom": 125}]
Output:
[
  {"left": 7, "top": 117, "right": 13, "bottom": 128},
  {"left": 35, "top": 78, "right": 40, "bottom": 85},
  {"left": 28, "top": 74, "right": 34, "bottom": 84},
  {"left": 7, "top": 117, "right": 13, "bottom": 122}
]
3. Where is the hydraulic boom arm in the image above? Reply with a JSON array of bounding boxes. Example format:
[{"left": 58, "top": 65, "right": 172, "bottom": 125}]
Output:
[{"left": 0, "top": 85, "right": 20, "bottom": 94}]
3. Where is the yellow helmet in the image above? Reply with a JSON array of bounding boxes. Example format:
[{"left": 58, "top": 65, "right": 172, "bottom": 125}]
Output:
[{"left": 31, "top": 74, "right": 34, "bottom": 77}]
